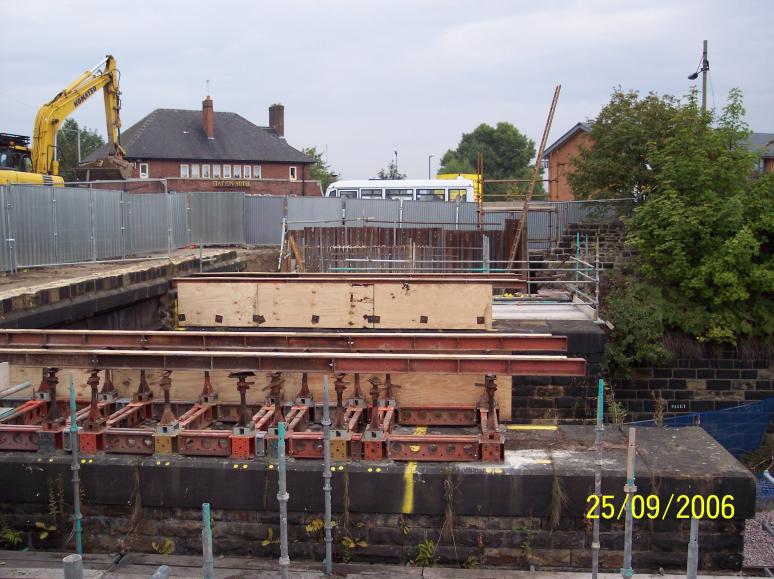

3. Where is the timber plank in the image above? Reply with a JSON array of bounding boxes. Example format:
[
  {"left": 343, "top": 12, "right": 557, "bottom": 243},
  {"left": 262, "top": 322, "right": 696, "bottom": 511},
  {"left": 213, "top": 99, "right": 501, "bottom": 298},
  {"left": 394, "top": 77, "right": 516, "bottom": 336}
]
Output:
[
  {"left": 177, "top": 282, "right": 257, "bottom": 327},
  {"left": 257, "top": 282, "right": 373, "bottom": 329},
  {"left": 372, "top": 283, "right": 491, "bottom": 330}
]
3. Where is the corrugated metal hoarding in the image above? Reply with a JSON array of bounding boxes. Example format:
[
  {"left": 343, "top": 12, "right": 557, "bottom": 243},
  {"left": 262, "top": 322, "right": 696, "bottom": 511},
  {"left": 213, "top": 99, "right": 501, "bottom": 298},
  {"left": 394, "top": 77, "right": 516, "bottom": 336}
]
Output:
[{"left": 245, "top": 195, "right": 285, "bottom": 245}]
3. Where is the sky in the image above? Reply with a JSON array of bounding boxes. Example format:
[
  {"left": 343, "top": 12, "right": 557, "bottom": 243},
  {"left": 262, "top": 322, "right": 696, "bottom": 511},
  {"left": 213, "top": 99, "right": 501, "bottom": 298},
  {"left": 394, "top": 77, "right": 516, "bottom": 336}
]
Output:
[{"left": 1, "top": 0, "right": 772, "bottom": 180}]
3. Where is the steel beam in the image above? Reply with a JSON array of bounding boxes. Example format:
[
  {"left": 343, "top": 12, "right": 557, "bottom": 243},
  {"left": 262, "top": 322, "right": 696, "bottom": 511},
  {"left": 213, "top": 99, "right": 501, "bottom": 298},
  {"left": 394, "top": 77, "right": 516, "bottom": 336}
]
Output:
[
  {"left": 0, "top": 329, "right": 567, "bottom": 353},
  {"left": 174, "top": 276, "right": 526, "bottom": 289},
  {"left": 0, "top": 348, "right": 586, "bottom": 376}
]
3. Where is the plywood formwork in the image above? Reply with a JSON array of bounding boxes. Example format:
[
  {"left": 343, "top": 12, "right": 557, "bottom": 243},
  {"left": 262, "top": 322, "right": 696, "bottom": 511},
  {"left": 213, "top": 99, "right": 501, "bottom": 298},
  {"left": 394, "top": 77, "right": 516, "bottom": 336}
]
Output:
[
  {"left": 8, "top": 367, "right": 513, "bottom": 420},
  {"left": 175, "top": 279, "right": 492, "bottom": 330}
]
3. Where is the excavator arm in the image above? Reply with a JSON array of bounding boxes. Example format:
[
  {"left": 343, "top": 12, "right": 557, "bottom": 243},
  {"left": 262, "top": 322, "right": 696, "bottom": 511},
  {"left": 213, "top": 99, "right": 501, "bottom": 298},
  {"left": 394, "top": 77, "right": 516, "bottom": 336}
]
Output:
[{"left": 31, "top": 55, "right": 130, "bottom": 178}]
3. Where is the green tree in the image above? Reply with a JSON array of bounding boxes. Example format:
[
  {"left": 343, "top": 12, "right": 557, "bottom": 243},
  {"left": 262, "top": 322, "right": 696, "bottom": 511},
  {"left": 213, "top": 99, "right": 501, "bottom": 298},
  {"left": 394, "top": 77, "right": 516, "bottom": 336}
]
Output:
[
  {"left": 439, "top": 122, "right": 540, "bottom": 199},
  {"left": 376, "top": 159, "right": 405, "bottom": 180},
  {"left": 568, "top": 89, "right": 681, "bottom": 203},
  {"left": 627, "top": 89, "right": 774, "bottom": 342},
  {"left": 56, "top": 119, "right": 105, "bottom": 182},
  {"left": 302, "top": 146, "right": 338, "bottom": 192}
]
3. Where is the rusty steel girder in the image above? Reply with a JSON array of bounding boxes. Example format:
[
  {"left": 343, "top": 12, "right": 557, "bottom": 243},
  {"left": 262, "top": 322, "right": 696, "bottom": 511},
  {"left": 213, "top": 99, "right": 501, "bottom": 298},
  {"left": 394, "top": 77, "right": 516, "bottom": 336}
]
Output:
[
  {"left": 0, "top": 348, "right": 586, "bottom": 375},
  {"left": 178, "top": 430, "right": 231, "bottom": 457},
  {"left": 397, "top": 405, "right": 478, "bottom": 426},
  {"left": 0, "top": 329, "right": 568, "bottom": 354},
  {"left": 103, "top": 428, "right": 155, "bottom": 454},
  {"left": 0, "top": 424, "right": 40, "bottom": 451},
  {"left": 387, "top": 434, "right": 480, "bottom": 461}
]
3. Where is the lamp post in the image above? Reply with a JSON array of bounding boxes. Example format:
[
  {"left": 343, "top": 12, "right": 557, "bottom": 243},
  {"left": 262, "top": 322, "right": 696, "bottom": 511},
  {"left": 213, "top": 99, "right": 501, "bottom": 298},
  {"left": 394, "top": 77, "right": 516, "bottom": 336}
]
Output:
[
  {"left": 688, "top": 40, "right": 709, "bottom": 113},
  {"left": 394, "top": 150, "right": 398, "bottom": 177},
  {"left": 428, "top": 155, "right": 434, "bottom": 179}
]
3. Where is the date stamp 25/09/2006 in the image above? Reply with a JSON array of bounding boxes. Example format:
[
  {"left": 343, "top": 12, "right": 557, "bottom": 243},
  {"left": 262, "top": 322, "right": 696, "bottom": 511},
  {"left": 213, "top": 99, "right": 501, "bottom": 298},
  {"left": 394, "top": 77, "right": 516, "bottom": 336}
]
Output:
[{"left": 586, "top": 494, "right": 736, "bottom": 520}]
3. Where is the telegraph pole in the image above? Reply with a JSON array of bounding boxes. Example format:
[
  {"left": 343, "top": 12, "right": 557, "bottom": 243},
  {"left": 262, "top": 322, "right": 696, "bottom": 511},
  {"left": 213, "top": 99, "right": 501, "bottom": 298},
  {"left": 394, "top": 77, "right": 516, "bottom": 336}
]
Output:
[{"left": 701, "top": 40, "right": 708, "bottom": 113}]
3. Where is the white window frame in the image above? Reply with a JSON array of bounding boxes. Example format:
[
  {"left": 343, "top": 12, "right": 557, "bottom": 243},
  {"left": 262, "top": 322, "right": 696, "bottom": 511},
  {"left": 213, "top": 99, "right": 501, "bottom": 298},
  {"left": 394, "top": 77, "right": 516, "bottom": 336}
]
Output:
[
  {"left": 243, "top": 165, "right": 251, "bottom": 179},
  {"left": 201, "top": 164, "right": 210, "bottom": 178},
  {"left": 180, "top": 163, "right": 189, "bottom": 178},
  {"left": 233, "top": 164, "right": 241, "bottom": 178},
  {"left": 139, "top": 162, "right": 149, "bottom": 179},
  {"left": 253, "top": 165, "right": 261, "bottom": 179},
  {"left": 223, "top": 164, "right": 231, "bottom": 178},
  {"left": 289, "top": 166, "right": 297, "bottom": 181},
  {"left": 191, "top": 164, "right": 200, "bottom": 178},
  {"left": 212, "top": 164, "right": 221, "bottom": 178}
]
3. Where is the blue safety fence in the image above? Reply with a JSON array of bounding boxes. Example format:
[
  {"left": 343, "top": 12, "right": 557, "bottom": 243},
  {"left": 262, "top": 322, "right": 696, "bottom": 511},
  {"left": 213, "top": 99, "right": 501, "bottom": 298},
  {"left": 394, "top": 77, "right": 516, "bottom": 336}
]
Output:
[
  {"left": 758, "top": 474, "right": 774, "bottom": 505},
  {"left": 629, "top": 396, "right": 774, "bottom": 458}
]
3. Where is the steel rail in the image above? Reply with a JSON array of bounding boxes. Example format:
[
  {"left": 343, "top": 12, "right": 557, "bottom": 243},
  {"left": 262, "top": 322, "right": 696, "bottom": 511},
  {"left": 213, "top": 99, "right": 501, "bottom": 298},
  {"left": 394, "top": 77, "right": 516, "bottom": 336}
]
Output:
[
  {"left": 0, "top": 329, "right": 567, "bottom": 353},
  {"left": 0, "top": 348, "right": 586, "bottom": 376}
]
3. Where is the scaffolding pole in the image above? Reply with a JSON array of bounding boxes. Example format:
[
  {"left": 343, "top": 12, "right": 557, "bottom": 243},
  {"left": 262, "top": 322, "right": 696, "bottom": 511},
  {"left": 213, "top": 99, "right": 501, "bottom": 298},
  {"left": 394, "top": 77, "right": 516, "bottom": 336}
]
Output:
[
  {"left": 322, "top": 375, "right": 333, "bottom": 576},
  {"left": 592, "top": 377, "right": 604, "bottom": 578}
]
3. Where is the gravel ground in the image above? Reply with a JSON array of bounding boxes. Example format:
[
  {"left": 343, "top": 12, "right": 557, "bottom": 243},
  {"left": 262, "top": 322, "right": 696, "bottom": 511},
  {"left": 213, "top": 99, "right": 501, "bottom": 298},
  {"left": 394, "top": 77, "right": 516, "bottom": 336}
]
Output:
[{"left": 744, "top": 509, "right": 774, "bottom": 568}]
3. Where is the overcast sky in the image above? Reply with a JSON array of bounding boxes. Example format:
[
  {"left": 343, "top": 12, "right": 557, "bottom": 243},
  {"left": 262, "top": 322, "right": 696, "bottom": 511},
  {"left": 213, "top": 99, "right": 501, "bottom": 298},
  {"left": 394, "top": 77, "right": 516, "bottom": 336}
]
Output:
[{"left": 2, "top": 0, "right": 772, "bottom": 179}]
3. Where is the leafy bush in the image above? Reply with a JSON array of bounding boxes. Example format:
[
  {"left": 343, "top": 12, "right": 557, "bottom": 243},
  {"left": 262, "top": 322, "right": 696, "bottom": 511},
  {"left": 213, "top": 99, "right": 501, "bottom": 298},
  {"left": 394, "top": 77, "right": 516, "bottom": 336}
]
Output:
[{"left": 602, "top": 273, "right": 670, "bottom": 377}]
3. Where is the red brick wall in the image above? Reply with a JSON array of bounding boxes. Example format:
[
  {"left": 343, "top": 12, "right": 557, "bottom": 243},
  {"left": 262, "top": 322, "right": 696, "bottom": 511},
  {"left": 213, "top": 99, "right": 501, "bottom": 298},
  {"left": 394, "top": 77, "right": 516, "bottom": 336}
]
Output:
[
  {"left": 546, "top": 131, "right": 592, "bottom": 201},
  {"left": 116, "top": 159, "right": 320, "bottom": 195}
]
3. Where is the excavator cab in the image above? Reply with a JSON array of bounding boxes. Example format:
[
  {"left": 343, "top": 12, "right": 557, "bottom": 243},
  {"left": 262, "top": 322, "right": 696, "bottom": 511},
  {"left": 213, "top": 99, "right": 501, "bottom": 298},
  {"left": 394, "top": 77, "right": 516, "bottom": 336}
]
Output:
[{"left": 0, "top": 134, "right": 34, "bottom": 173}]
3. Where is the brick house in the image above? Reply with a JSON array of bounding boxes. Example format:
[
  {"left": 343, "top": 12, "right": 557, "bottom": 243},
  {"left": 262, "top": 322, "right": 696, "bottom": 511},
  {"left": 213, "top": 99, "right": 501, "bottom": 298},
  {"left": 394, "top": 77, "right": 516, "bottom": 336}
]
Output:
[
  {"left": 542, "top": 122, "right": 591, "bottom": 201},
  {"left": 748, "top": 132, "right": 774, "bottom": 174},
  {"left": 83, "top": 98, "right": 320, "bottom": 195}
]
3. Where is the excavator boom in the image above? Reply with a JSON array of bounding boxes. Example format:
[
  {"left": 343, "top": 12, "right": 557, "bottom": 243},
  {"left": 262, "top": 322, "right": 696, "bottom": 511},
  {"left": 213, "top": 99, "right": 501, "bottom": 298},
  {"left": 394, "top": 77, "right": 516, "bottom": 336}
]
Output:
[{"left": 31, "top": 55, "right": 131, "bottom": 180}]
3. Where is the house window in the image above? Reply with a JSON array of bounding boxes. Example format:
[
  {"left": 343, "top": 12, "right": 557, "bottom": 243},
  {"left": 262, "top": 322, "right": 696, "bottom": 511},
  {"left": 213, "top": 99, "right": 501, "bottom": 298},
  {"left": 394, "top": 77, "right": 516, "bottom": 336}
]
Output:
[
  {"left": 243, "top": 165, "right": 251, "bottom": 179},
  {"left": 139, "top": 163, "right": 149, "bottom": 179},
  {"left": 223, "top": 164, "right": 231, "bottom": 178},
  {"left": 180, "top": 164, "right": 189, "bottom": 178},
  {"left": 212, "top": 164, "right": 221, "bottom": 178},
  {"left": 201, "top": 164, "right": 210, "bottom": 178},
  {"left": 233, "top": 164, "right": 241, "bottom": 178},
  {"left": 253, "top": 165, "right": 261, "bottom": 179},
  {"left": 289, "top": 166, "right": 297, "bottom": 181},
  {"left": 191, "top": 164, "right": 200, "bottom": 178}
]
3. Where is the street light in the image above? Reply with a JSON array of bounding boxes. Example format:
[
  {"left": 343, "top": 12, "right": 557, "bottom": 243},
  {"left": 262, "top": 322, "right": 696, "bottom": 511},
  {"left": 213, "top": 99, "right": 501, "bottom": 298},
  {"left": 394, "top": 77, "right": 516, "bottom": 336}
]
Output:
[
  {"left": 394, "top": 150, "right": 398, "bottom": 176},
  {"left": 428, "top": 154, "right": 434, "bottom": 179}
]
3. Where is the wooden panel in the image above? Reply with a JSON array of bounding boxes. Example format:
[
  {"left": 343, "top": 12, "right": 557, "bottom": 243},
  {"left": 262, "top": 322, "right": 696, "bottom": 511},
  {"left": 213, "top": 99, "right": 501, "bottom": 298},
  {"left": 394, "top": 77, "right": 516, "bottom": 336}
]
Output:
[
  {"left": 176, "top": 280, "right": 492, "bottom": 330},
  {"left": 257, "top": 283, "right": 373, "bottom": 329},
  {"left": 8, "top": 367, "right": 511, "bottom": 420},
  {"left": 178, "top": 282, "right": 257, "bottom": 327},
  {"left": 373, "top": 283, "right": 491, "bottom": 330}
]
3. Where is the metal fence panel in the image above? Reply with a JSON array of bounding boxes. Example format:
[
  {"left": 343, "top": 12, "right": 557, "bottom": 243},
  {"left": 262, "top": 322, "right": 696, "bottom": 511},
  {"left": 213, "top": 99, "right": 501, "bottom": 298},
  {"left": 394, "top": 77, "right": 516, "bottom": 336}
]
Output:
[
  {"left": 6, "top": 185, "right": 57, "bottom": 267},
  {"left": 171, "top": 193, "right": 190, "bottom": 249},
  {"left": 287, "top": 197, "right": 341, "bottom": 229},
  {"left": 401, "top": 200, "right": 456, "bottom": 229},
  {"left": 245, "top": 195, "right": 285, "bottom": 244},
  {"left": 55, "top": 187, "right": 94, "bottom": 263},
  {"left": 0, "top": 187, "right": 9, "bottom": 272},
  {"left": 189, "top": 192, "right": 245, "bottom": 245},
  {"left": 345, "top": 199, "right": 400, "bottom": 228},
  {"left": 92, "top": 189, "right": 124, "bottom": 260},
  {"left": 126, "top": 193, "right": 168, "bottom": 254}
]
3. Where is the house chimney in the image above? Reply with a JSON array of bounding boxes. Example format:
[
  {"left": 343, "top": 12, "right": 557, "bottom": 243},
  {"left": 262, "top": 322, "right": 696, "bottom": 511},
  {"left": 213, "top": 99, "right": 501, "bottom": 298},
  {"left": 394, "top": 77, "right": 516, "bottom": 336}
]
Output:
[
  {"left": 202, "top": 96, "right": 214, "bottom": 139},
  {"left": 269, "top": 103, "right": 285, "bottom": 139}
]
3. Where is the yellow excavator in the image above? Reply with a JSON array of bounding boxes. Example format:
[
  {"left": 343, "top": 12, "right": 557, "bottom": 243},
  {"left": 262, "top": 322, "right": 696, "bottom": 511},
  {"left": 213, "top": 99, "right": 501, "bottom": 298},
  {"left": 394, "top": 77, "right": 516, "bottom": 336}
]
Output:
[{"left": 0, "top": 55, "right": 132, "bottom": 186}]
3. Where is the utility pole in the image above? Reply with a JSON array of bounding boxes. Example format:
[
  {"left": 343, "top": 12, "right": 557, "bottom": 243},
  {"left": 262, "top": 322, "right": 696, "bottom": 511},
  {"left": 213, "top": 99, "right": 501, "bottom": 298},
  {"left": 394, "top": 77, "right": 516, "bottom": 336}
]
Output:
[
  {"left": 688, "top": 40, "right": 709, "bottom": 113},
  {"left": 428, "top": 154, "right": 433, "bottom": 179},
  {"left": 394, "top": 150, "right": 398, "bottom": 177},
  {"left": 701, "top": 40, "right": 708, "bottom": 113}
]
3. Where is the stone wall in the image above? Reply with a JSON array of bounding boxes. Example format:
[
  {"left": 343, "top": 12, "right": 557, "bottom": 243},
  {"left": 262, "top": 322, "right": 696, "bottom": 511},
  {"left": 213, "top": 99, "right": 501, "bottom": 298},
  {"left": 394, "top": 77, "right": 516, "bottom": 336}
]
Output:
[
  {"left": 0, "top": 503, "right": 744, "bottom": 571},
  {"left": 546, "top": 220, "right": 633, "bottom": 271},
  {"left": 614, "top": 344, "right": 772, "bottom": 423}
]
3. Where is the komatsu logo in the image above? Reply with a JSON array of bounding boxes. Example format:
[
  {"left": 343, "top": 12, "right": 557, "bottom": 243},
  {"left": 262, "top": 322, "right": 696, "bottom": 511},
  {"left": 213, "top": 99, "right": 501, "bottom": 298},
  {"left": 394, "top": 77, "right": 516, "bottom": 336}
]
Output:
[{"left": 74, "top": 86, "right": 98, "bottom": 108}]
